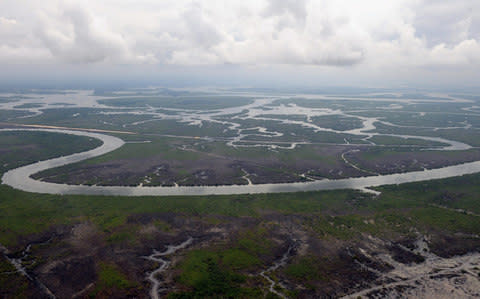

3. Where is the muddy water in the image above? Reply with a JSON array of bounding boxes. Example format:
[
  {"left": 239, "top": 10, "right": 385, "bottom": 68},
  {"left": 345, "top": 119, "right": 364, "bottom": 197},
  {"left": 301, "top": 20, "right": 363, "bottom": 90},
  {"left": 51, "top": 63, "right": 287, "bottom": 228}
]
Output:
[
  {"left": 2, "top": 128, "right": 480, "bottom": 196},
  {"left": 144, "top": 237, "right": 193, "bottom": 299},
  {"left": 259, "top": 244, "right": 296, "bottom": 299}
]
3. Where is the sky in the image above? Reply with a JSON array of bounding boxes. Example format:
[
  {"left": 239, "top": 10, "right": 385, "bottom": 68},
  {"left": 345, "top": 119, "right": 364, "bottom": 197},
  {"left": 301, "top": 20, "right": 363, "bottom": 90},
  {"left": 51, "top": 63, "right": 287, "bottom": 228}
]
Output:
[{"left": 0, "top": 0, "right": 479, "bottom": 90}]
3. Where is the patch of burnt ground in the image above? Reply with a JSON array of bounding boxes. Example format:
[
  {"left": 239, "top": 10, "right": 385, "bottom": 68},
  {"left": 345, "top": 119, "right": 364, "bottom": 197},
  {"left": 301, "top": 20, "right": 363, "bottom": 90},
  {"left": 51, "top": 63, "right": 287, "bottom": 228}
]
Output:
[
  {"left": 429, "top": 234, "right": 480, "bottom": 258},
  {"left": 387, "top": 243, "right": 425, "bottom": 264},
  {"left": 2, "top": 211, "right": 480, "bottom": 298}
]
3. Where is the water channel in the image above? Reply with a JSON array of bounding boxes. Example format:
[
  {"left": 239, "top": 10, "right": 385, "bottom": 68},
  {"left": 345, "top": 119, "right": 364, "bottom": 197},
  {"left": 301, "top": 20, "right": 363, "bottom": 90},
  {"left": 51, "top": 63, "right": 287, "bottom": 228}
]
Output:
[{"left": 2, "top": 128, "right": 480, "bottom": 196}]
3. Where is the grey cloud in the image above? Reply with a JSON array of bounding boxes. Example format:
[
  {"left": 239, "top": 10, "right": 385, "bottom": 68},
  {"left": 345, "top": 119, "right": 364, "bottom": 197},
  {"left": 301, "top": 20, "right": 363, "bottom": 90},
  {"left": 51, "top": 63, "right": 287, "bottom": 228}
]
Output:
[
  {"left": 0, "top": 0, "right": 478, "bottom": 85},
  {"left": 182, "top": 3, "right": 223, "bottom": 48},
  {"left": 36, "top": 4, "right": 129, "bottom": 63},
  {"left": 0, "top": 17, "right": 17, "bottom": 25},
  {"left": 414, "top": 0, "right": 480, "bottom": 47},
  {"left": 262, "top": 0, "right": 309, "bottom": 32},
  {"left": 263, "top": 0, "right": 308, "bottom": 22},
  {"left": 313, "top": 51, "right": 364, "bottom": 67}
]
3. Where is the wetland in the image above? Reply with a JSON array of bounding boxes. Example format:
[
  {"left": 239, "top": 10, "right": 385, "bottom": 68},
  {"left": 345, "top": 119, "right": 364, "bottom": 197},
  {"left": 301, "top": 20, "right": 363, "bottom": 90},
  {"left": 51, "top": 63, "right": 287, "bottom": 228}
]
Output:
[{"left": 1, "top": 88, "right": 479, "bottom": 298}]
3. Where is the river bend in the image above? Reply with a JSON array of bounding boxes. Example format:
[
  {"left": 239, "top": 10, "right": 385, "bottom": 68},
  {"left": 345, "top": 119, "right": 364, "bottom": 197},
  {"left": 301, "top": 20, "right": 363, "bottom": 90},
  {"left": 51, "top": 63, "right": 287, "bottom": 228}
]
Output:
[{"left": 2, "top": 128, "right": 480, "bottom": 196}]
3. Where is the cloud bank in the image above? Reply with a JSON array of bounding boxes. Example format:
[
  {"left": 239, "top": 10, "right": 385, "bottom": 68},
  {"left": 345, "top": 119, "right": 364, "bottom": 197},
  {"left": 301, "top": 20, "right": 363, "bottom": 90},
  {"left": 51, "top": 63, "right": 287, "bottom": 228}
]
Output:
[{"left": 0, "top": 0, "right": 479, "bottom": 87}]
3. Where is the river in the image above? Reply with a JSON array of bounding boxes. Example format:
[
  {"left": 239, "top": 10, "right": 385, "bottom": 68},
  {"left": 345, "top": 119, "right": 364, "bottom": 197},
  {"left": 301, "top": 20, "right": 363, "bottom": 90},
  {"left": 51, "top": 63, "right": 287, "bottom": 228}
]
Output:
[{"left": 2, "top": 128, "right": 480, "bottom": 196}]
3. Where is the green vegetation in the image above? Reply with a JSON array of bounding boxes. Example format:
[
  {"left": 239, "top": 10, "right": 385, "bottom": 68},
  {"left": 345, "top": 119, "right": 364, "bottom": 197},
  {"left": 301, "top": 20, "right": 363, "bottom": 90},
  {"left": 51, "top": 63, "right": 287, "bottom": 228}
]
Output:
[
  {"left": 97, "top": 262, "right": 135, "bottom": 289},
  {"left": 1, "top": 171, "right": 479, "bottom": 248},
  {"left": 169, "top": 250, "right": 260, "bottom": 298},
  {"left": 0, "top": 95, "right": 34, "bottom": 103},
  {"left": 98, "top": 96, "right": 253, "bottom": 110},
  {"left": 1, "top": 91, "right": 480, "bottom": 297},
  {"left": 346, "top": 147, "right": 480, "bottom": 175},
  {"left": 285, "top": 256, "right": 324, "bottom": 281},
  {"left": 368, "top": 135, "right": 446, "bottom": 147},
  {"left": 374, "top": 122, "right": 480, "bottom": 147},
  {"left": 222, "top": 249, "right": 260, "bottom": 270},
  {"left": 32, "top": 135, "right": 363, "bottom": 186},
  {"left": 0, "top": 131, "right": 102, "bottom": 174},
  {"left": 168, "top": 228, "right": 274, "bottom": 298},
  {"left": 0, "top": 255, "right": 31, "bottom": 298},
  {"left": 230, "top": 117, "right": 367, "bottom": 144},
  {"left": 13, "top": 103, "right": 43, "bottom": 109},
  {"left": 310, "top": 115, "right": 363, "bottom": 131},
  {"left": 17, "top": 108, "right": 138, "bottom": 131},
  {"left": 0, "top": 132, "right": 478, "bottom": 248},
  {"left": 0, "top": 110, "right": 32, "bottom": 121},
  {"left": 92, "top": 262, "right": 139, "bottom": 296}
]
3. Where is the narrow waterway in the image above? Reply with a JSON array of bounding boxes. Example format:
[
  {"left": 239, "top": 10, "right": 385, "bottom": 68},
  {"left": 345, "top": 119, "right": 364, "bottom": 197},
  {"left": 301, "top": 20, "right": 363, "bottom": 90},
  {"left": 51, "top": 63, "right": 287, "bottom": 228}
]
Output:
[
  {"left": 1, "top": 240, "right": 56, "bottom": 298},
  {"left": 2, "top": 128, "right": 480, "bottom": 196},
  {"left": 144, "top": 237, "right": 193, "bottom": 299},
  {"left": 259, "top": 243, "right": 296, "bottom": 299}
]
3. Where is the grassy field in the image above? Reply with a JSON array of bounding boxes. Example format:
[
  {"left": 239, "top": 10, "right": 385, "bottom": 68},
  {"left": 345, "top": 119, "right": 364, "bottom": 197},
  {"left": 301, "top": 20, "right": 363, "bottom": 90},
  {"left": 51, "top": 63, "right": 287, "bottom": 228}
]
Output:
[
  {"left": 0, "top": 95, "right": 35, "bottom": 103},
  {"left": 32, "top": 137, "right": 368, "bottom": 186},
  {"left": 367, "top": 135, "right": 447, "bottom": 147},
  {"left": 373, "top": 122, "right": 480, "bottom": 147},
  {"left": 1, "top": 132, "right": 478, "bottom": 243},
  {"left": 0, "top": 131, "right": 102, "bottom": 175},
  {"left": 1, "top": 170, "right": 479, "bottom": 247},
  {"left": 13, "top": 103, "right": 43, "bottom": 109},
  {"left": 98, "top": 96, "right": 254, "bottom": 110}
]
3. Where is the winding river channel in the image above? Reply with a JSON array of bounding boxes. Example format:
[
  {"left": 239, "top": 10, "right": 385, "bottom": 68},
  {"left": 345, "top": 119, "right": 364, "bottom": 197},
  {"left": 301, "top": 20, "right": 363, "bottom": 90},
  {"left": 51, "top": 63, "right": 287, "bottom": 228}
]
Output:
[{"left": 2, "top": 128, "right": 480, "bottom": 196}]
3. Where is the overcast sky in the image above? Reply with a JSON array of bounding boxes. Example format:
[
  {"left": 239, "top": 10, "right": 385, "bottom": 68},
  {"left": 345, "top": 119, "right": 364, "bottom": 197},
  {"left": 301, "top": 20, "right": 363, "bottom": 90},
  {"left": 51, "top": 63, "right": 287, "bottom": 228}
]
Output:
[{"left": 1, "top": 0, "right": 479, "bottom": 89}]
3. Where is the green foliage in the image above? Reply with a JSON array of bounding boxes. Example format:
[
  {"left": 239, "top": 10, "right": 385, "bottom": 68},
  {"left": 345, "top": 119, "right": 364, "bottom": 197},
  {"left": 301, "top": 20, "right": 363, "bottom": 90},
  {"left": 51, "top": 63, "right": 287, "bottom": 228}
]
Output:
[
  {"left": 13, "top": 103, "right": 43, "bottom": 109},
  {"left": 0, "top": 256, "right": 30, "bottom": 298},
  {"left": 368, "top": 135, "right": 446, "bottom": 147},
  {"left": 310, "top": 115, "right": 363, "bottom": 131},
  {"left": 0, "top": 257, "right": 30, "bottom": 298},
  {"left": 168, "top": 227, "right": 275, "bottom": 298},
  {"left": 0, "top": 110, "right": 31, "bottom": 121},
  {"left": 237, "top": 228, "right": 273, "bottom": 256},
  {"left": 172, "top": 251, "right": 250, "bottom": 298},
  {"left": 1, "top": 128, "right": 480, "bottom": 249},
  {"left": 285, "top": 256, "right": 324, "bottom": 281},
  {"left": 96, "top": 262, "right": 136, "bottom": 290},
  {"left": 222, "top": 249, "right": 260, "bottom": 270},
  {"left": 2, "top": 169, "right": 479, "bottom": 247},
  {"left": 106, "top": 231, "right": 134, "bottom": 244},
  {"left": 0, "top": 131, "right": 102, "bottom": 175},
  {"left": 98, "top": 96, "right": 253, "bottom": 110}
]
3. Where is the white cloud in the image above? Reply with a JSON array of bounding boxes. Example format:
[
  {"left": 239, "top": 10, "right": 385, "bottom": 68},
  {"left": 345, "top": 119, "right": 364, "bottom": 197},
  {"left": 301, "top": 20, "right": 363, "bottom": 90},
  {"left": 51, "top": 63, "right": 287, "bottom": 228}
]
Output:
[
  {"left": 0, "top": 17, "right": 17, "bottom": 25},
  {"left": 0, "top": 0, "right": 478, "bottom": 81},
  {"left": 34, "top": 4, "right": 133, "bottom": 63}
]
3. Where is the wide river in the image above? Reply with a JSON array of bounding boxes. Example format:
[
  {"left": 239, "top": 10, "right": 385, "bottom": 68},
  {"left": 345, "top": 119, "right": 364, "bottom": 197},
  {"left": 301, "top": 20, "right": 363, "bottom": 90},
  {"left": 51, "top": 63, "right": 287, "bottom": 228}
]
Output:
[{"left": 2, "top": 128, "right": 480, "bottom": 196}]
